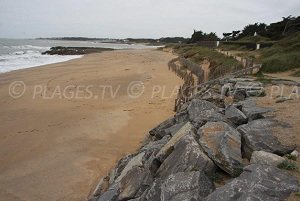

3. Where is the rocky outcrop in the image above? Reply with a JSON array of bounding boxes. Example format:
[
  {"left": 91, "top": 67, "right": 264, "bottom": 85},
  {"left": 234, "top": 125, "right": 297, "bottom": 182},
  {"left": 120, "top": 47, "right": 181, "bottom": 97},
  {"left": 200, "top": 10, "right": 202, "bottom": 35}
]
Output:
[
  {"left": 204, "top": 164, "right": 299, "bottom": 201},
  {"left": 89, "top": 77, "right": 298, "bottom": 201},
  {"left": 42, "top": 46, "right": 113, "bottom": 55}
]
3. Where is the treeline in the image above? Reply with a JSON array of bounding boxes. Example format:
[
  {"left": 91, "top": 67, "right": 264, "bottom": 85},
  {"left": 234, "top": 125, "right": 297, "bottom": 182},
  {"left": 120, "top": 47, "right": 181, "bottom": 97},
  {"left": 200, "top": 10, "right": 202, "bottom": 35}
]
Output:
[{"left": 222, "top": 16, "right": 300, "bottom": 41}]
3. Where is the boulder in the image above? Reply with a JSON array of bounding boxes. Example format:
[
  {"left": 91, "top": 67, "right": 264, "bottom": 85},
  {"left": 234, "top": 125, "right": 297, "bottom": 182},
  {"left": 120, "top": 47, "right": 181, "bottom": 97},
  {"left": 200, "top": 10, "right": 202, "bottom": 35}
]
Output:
[
  {"left": 187, "top": 99, "right": 225, "bottom": 127},
  {"left": 156, "top": 122, "right": 194, "bottom": 162},
  {"left": 201, "top": 90, "right": 225, "bottom": 108},
  {"left": 250, "top": 151, "right": 285, "bottom": 166},
  {"left": 115, "top": 152, "right": 145, "bottom": 183},
  {"left": 237, "top": 119, "right": 294, "bottom": 159},
  {"left": 89, "top": 175, "right": 110, "bottom": 200},
  {"left": 275, "top": 96, "right": 292, "bottom": 103},
  {"left": 204, "top": 164, "right": 299, "bottom": 201},
  {"left": 113, "top": 154, "right": 134, "bottom": 181},
  {"left": 225, "top": 105, "right": 248, "bottom": 126},
  {"left": 231, "top": 89, "right": 247, "bottom": 101},
  {"left": 140, "top": 179, "right": 162, "bottom": 201},
  {"left": 221, "top": 83, "right": 233, "bottom": 97},
  {"left": 291, "top": 150, "right": 299, "bottom": 158},
  {"left": 149, "top": 117, "right": 176, "bottom": 140},
  {"left": 156, "top": 133, "right": 216, "bottom": 178},
  {"left": 118, "top": 166, "right": 151, "bottom": 200},
  {"left": 239, "top": 99, "right": 272, "bottom": 120},
  {"left": 161, "top": 171, "right": 215, "bottom": 201},
  {"left": 141, "top": 135, "right": 170, "bottom": 155},
  {"left": 96, "top": 186, "right": 119, "bottom": 201},
  {"left": 198, "top": 121, "right": 244, "bottom": 176},
  {"left": 234, "top": 81, "right": 265, "bottom": 97}
]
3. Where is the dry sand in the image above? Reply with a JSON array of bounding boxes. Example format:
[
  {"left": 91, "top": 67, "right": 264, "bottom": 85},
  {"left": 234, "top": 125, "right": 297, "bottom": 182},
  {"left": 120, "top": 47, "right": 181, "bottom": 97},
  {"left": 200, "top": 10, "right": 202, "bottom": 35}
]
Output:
[{"left": 0, "top": 49, "right": 182, "bottom": 201}]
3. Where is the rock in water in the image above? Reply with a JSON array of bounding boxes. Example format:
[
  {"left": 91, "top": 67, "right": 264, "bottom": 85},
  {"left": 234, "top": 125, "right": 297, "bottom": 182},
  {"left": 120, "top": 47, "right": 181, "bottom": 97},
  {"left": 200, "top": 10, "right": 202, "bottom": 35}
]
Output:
[
  {"left": 198, "top": 121, "right": 243, "bottom": 176},
  {"left": 225, "top": 105, "right": 248, "bottom": 126},
  {"left": 204, "top": 164, "right": 299, "bottom": 201},
  {"left": 161, "top": 171, "right": 215, "bottom": 201},
  {"left": 237, "top": 119, "right": 294, "bottom": 159},
  {"left": 250, "top": 151, "right": 285, "bottom": 166},
  {"left": 157, "top": 133, "right": 216, "bottom": 178}
]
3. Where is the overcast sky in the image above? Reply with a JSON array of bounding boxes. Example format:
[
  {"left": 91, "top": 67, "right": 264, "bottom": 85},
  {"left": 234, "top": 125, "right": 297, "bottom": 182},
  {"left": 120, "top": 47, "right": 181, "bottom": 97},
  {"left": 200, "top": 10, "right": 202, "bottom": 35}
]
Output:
[{"left": 0, "top": 0, "right": 299, "bottom": 39}]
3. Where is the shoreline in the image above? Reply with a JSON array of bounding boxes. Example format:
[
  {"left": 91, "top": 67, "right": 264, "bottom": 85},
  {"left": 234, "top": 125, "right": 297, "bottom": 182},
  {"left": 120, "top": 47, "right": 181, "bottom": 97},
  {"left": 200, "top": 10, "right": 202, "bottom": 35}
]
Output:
[
  {"left": 0, "top": 49, "right": 182, "bottom": 201},
  {"left": 0, "top": 54, "right": 84, "bottom": 74}
]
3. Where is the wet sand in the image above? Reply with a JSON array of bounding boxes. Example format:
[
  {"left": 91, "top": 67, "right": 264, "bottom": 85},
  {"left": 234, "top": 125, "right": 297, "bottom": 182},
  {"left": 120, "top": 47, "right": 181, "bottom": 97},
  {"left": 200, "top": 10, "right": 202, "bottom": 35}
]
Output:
[{"left": 0, "top": 49, "right": 182, "bottom": 201}]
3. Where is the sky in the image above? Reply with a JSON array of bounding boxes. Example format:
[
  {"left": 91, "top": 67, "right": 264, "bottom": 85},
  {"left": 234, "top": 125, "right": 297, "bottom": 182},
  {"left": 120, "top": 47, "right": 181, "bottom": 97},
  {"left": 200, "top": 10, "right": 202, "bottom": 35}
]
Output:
[{"left": 0, "top": 0, "right": 299, "bottom": 39}]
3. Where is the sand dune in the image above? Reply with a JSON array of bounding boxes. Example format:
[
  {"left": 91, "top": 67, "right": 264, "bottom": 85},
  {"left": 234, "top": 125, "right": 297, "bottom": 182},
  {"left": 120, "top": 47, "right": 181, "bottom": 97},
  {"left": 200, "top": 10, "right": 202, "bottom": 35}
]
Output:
[{"left": 0, "top": 49, "right": 182, "bottom": 201}]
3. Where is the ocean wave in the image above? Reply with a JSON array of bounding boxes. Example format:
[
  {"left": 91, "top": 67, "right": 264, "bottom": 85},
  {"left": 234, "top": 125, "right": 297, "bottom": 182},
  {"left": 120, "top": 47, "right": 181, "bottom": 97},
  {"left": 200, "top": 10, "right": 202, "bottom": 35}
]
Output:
[
  {"left": 10, "top": 45, "right": 50, "bottom": 50},
  {"left": 0, "top": 51, "right": 82, "bottom": 73}
]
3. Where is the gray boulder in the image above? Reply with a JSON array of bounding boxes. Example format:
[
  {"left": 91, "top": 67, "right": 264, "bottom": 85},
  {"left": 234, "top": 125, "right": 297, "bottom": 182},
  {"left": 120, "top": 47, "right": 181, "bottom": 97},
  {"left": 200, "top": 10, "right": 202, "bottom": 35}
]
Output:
[
  {"left": 149, "top": 117, "right": 176, "bottom": 140},
  {"left": 96, "top": 186, "right": 119, "bottom": 201},
  {"left": 156, "top": 122, "right": 194, "bottom": 162},
  {"left": 234, "top": 81, "right": 265, "bottom": 97},
  {"left": 198, "top": 121, "right": 244, "bottom": 176},
  {"left": 231, "top": 89, "right": 247, "bottom": 101},
  {"left": 161, "top": 171, "right": 215, "bottom": 201},
  {"left": 187, "top": 99, "right": 225, "bottom": 126},
  {"left": 204, "top": 164, "right": 299, "bottom": 201},
  {"left": 239, "top": 99, "right": 272, "bottom": 120},
  {"left": 225, "top": 105, "right": 248, "bottom": 126},
  {"left": 250, "top": 151, "right": 285, "bottom": 166},
  {"left": 118, "top": 166, "right": 151, "bottom": 200},
  {"left": 237, "top": 119, "right": 294, "bottom": 159},
  {"left": 275, "top": 96, "right": 292, "bottom": 103},
  {"left": 157, "top": 133, "right": 216, "bottom": 178},
  {"left": 115, "top": 152, "right": 145, "bottom": 183},
  {"left": 201, "top": 90, "right": 225, "bottom": 108},
  {"left": 140, "top": 179, "right": 162, "bottom": 201}
]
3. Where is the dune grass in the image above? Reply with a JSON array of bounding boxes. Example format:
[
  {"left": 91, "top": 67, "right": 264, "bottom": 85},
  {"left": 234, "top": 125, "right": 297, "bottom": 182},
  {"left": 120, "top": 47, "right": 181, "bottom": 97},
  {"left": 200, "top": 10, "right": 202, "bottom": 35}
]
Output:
[
  {"left": 169, "top": 44, "right": 240, "bottom": 68},
  {"left": 218, "top": 32, "right": 300, "bottom": 73}
]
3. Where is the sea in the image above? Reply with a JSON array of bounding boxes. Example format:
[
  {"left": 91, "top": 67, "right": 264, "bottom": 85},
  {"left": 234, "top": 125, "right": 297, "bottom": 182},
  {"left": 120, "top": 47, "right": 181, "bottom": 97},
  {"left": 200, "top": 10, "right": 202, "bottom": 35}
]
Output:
[{"left": 0, "top": 39, "right": 155, "bottom": 73}]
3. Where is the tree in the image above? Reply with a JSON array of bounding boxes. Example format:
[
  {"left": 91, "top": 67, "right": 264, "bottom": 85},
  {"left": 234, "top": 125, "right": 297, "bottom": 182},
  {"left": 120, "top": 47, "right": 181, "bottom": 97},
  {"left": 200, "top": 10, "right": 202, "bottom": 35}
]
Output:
[
  {"left": 232, "top": 31, "right": 241, "bottom": 39},
  {"left": 222, "top": 33, "right": 232, "bottom": 41},
  {"left": 189, "top": 30, "right": 219, "bottom": 43}
]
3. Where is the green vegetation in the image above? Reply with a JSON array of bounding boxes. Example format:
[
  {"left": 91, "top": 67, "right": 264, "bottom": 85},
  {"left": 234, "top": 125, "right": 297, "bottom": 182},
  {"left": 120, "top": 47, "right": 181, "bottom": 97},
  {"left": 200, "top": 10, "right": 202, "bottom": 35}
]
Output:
[
  {"left": 166, "top": 15, "right": 300, "bottom": 73},
  {"left": 169, "top": 44, "right": 240, "bottom": 68},
  {"left": 222, "top": 16, "right": 300, "bottom": 41},
  {"left": 189, "top": 30, "right": 219, "bottom": 43},
  {"left": 259, "top": 33, "right": 300, "bottom": 72},
  {"left": 285, "top": 154, "right": 298, "bottom": 161},
  {"left": 218, "top": 32, "right": 300, "bottom": 73},
  {"left": 277, "top": 160, "right": 298, "bottom": 170}
]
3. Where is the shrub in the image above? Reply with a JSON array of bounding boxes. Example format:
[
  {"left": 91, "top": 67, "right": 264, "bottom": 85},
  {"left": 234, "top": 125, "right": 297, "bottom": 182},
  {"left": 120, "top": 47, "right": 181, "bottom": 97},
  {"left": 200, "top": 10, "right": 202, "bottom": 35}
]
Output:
[{"left": 277, "top": 160, "right": 298, "bottom": 170}]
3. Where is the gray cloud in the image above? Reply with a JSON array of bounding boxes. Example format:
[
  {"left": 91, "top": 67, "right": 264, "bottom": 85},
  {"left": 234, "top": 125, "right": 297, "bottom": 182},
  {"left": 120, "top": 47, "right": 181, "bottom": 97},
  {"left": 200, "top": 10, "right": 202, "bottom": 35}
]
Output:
[{"left": 0, "top": 0, "right": 299, "bottom": 38}]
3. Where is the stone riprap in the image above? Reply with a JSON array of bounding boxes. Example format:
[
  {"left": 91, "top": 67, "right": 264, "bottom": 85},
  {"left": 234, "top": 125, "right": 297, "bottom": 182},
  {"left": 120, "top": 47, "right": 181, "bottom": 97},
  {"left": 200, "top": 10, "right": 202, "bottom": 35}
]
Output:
[{"left": 89, "top": 76, "right": 298, "bottom": 201}]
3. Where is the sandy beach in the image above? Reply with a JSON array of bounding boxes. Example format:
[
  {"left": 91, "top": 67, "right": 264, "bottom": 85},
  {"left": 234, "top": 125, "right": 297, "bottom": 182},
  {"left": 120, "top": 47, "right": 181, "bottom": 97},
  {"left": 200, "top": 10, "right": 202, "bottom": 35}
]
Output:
[{"left": 0, "top": 49, "right": 182, "bottom": 201}]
